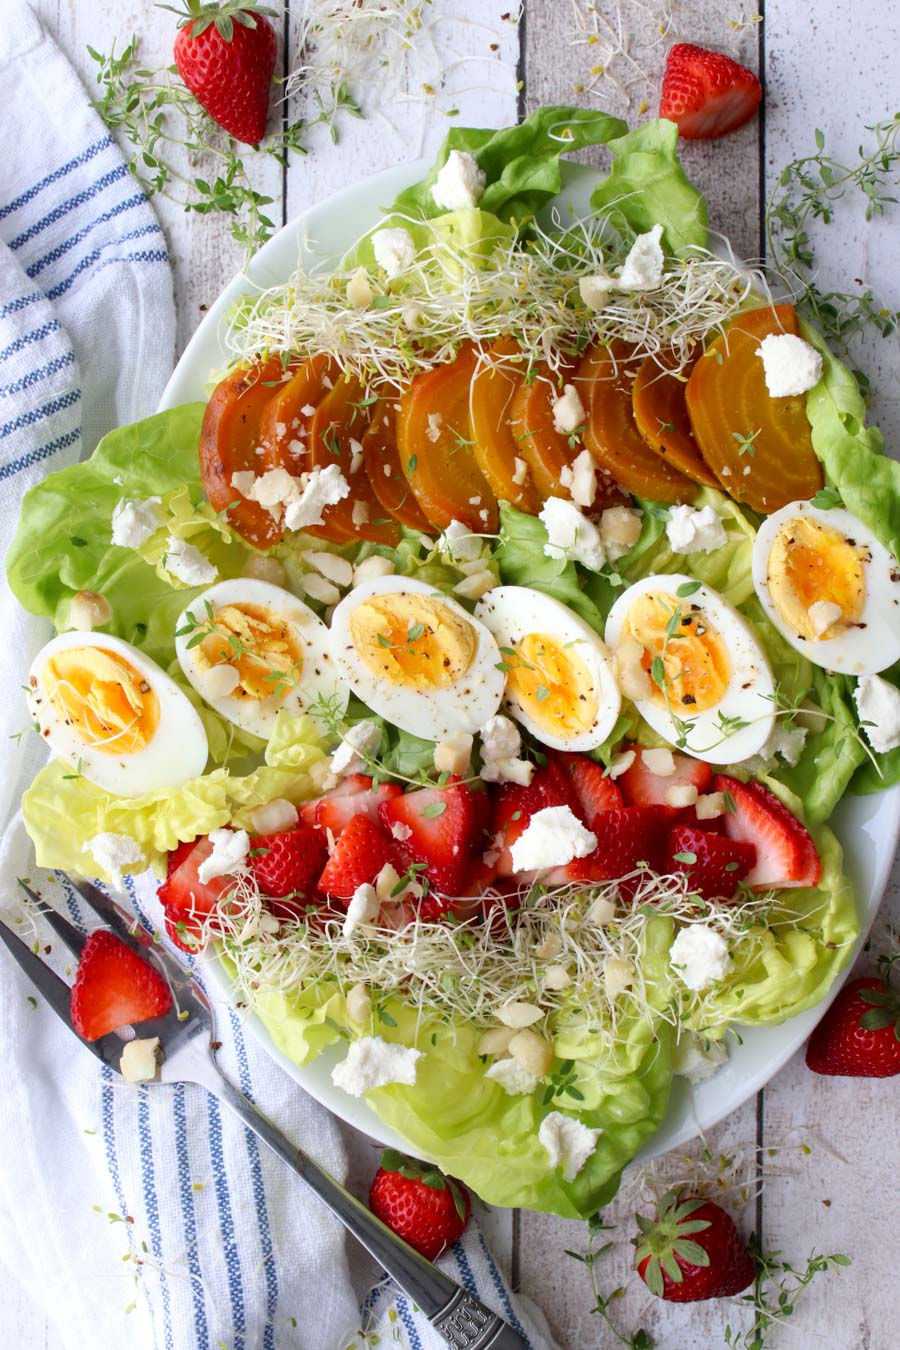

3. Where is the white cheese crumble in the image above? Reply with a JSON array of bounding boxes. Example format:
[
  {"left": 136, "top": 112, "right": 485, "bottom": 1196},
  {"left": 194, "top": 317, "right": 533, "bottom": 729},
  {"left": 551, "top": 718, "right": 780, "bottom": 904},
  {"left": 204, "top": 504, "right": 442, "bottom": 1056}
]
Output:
[
  {"left": 197, "top": 828, "right": 250, "bottom": 885},
  {"left": 744, "top": 722, "right": 808, "bottom": 775},
  {"left": 665, "top": 504, "right": 728, "bottom": 554},
  {"left": 670, "top": 924, "right": 732, "bottom": 992},
  {"left": 512, "top": 456, "right": 528, "bottom": 486},
  {"left": 432, "top": 149, "right": 486, "bottom": 211},
  {"left": 120, "top": 1037, "right": 161, "bottom": 1084},
  {"left": 808, "top": 598, "right": 843, "bottom": 637},
  {"left": 371, "top": 226, "right": 416, "bottom": 279},
  {"left": 485, "top": 1057, "right": 539, "bottom": 1096},
  {"left": 351, "top": 500, "right": 369, "bottom": 527},
  {"left": 164, "top": 536, "right": 218, "bottom": 586},
  {"left": 551, "top": 384, "right": 586, "bottom": 437},
  {"left": 83, "top": 832, "right": 145, "bottom": 885},
  {"left": 538, "top": 1111, "right": 601, "bottom": 1182},
  {"left": 855, "top": 674, "right": 900, "bottom": 753},
  {"left": 672, "top": 1034, "right": 728, "bottom": 1084},
  {"left": 426, "top": 412, "right": 444, "bottom": 443},
  {"left": 232, "top": 467, "right": 302, "bottom": 520},
  {"left": 331, "top": 1036, "right": 422, "bottom": 1096},
  {"left": 331, "top": 720, "right": 381, "bottom": 777},
  {"left": 600, "top": 505, "right": 642, "bottom": 561},
  {"left": 510, "top": 806, "right": 597, "bottom": 872},
  {"left": 390, "top": 821, "right": 413, "bottom": 842},
  {"left": 756, "top": 332, "right": 823, "bottom": 398},
  {"left": 282, "top": 465, "right": 350, "bottom": 532},
  {"left": 343, "top": 882, "right": 380, "bottom": 940},
  {"left": 111, "top": 496, "right": 163, "bottom": 549},
  {"left": 437, "top": 518, "right": 482, "bottom": 563},
  {"left": 539, "top": 497, "right": 606, "bottom": 572},
  {"left": 560, "top": 449, "right": 597, "bottom": 508},
  {"left": 480, "top": 715, "right": 534, "bottom": 786},
  {"left": 617, "top": 224, "right": 665, "bottom": 291}
]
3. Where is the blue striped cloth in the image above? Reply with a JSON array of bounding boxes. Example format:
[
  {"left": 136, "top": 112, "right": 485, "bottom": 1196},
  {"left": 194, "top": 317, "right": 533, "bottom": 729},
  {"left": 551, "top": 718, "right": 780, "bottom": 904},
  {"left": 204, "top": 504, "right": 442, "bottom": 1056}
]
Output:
[{"left": 0, "top": 8, "right": 555, "bottom": 1349}]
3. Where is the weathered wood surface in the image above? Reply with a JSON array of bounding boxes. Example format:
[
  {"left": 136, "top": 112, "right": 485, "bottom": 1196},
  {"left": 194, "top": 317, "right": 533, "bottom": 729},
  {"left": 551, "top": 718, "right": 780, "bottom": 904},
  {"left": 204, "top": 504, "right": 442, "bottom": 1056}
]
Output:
[{"left": 8, "top": 1, "right": 900, "bottom": 1347}]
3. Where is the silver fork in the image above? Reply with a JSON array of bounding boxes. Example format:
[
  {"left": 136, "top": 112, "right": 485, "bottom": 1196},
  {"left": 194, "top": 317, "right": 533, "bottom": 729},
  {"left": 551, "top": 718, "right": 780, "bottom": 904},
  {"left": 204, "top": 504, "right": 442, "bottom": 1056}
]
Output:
[{"left": 0, "top": 873, "right": 528, "bottom": 1350}]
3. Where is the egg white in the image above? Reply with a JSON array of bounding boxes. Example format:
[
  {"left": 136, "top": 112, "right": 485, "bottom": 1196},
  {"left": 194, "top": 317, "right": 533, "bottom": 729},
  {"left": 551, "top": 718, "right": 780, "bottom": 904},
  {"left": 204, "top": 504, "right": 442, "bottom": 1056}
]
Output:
[
  {"left": 605, "top": 574, "right": 775, "bottom": 764},
  {"left": 27, "top": 630, "right": 208, "bottom": 797},
  {"left": 329, "top": 575, "right": 505, "bottom": 741},
  {"left": 474, "top": 585, "right": 621, "bottom": 751},
  {"left": 175, "top": 578, "right": 347, "bottom": 738},
  {"left": 752, "top": 500, "right": 900, "bottom": 675}
]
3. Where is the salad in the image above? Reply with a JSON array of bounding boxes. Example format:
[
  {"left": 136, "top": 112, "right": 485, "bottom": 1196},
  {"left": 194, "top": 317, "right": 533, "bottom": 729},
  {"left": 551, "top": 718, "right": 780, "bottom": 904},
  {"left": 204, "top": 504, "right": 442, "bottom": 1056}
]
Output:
[{"left": 9, "top": 106, "right": 900, "bottom": 1220}]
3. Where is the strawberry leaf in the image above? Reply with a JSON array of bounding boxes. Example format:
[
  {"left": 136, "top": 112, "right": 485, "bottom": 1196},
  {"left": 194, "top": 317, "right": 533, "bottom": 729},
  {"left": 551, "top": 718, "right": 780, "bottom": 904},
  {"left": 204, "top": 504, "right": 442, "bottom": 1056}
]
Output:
[
  {"left": 859, "top": 1007, "right": 895, "bottom": 1031},
  {"left": 672, "top": 1238, "right": 710, "bottom": 1266},
  {"left": 642, "top": 1255, "right": 664, "bottom": 1298}
]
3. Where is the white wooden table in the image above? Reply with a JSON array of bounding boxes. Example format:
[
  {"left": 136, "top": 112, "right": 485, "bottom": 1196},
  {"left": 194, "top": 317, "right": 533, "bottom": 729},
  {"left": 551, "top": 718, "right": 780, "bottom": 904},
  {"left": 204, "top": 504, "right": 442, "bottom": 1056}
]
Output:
[{"left": 8, "top": 2, "right": 899, "bottom": 1346}]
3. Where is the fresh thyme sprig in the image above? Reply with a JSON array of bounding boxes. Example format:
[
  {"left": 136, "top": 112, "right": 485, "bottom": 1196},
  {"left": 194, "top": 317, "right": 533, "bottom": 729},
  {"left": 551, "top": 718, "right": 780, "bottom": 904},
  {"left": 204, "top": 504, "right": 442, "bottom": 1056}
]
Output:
[
  {"left": 87, "top": 36, "right": 361, "bottom": 255},
  {"left": 724, "top": 1239, "right": 851, "bottom": 1349},
  {"left": 766, "top": 115, "right": 900, "bottom": 391}
]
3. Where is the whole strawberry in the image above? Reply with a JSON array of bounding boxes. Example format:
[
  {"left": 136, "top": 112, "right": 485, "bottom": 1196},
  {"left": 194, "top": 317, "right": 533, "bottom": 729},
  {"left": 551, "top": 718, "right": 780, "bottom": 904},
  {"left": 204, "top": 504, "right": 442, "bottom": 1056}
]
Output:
[
  {"left": 170, "top": 1, "right": 277, "bottom": 145},
  {"left": 369, "top": 1150, "right": 470, "bottom": 1261},
  {"left": 805, "top": 966, "right": 900, "bottom": 1077},
  {"left": 660, "top": 43, "right": 762, "bottom": 141},
  {"left": 634, "top": 1189, "right": 755, "bottom": 1302}
]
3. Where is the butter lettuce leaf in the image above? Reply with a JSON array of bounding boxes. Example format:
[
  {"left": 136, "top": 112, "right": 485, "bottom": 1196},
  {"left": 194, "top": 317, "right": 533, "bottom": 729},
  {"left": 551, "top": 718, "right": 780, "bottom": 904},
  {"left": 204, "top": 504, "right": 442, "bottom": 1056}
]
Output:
[
  {"left": 388, "top": 106, "right": 627, "bottom": 225},
  {"left": 22, "top": 714, "right": 326, "bottom": 884},
  {"left": 495, "top": 501, "right": 607, "bottom": 632},
  {"left": 589, "top": 119, "right": 709, "bottom": 256}
]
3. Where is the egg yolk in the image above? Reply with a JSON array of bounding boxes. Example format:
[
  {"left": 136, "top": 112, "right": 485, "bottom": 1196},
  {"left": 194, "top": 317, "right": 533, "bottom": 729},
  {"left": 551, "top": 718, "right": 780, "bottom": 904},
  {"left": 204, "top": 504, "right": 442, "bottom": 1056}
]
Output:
[
  {"left": 767, "top": 516, "right": 865, "bottom": 640},
  {"left": 196, "top": 604, "right": 303, "bottom": 700},
  {"left": 41, "top": 647, "right": 159, "bottom": 755},
  {"left": 350, "top": 593, "right": 477, "bottom": 690},
  {"left": 625, "top": 592, "right": 731, "bottom": 713},
  {"left": 506, "top": 632, "right": 599, "bottom": 738}
]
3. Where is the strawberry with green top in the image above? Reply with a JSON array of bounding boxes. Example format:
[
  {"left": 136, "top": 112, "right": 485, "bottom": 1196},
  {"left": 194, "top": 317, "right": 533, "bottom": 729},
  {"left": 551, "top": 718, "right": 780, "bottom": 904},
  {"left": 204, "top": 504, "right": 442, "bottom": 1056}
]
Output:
[
  {"left": 369, "top": 1150, "right": 471, "bottom": 1261},
  {"left": 169, "top": 1, "right": 278, "bottom": 145},
  {"left": 806, "top": 957, "right": 900, "bottom": 1077},
  {"left": 634, "top": 1189, "right": 756, "bottom": 1302}
]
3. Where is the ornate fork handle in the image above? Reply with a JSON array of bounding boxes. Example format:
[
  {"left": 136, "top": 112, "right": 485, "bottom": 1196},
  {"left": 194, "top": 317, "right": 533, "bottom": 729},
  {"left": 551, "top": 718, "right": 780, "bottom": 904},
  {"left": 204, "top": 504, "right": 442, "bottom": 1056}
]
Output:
[{"left": 202, "top": 1062, "right": 527, "bottom": 1349}]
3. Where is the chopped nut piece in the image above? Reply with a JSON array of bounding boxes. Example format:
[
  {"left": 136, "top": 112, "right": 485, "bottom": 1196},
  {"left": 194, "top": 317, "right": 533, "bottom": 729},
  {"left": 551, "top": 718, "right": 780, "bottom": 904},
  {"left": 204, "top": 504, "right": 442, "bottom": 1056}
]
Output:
[
  {"left": 508, "top": 1029, "right": 553, "bottom": 1077},
  {"left": 496, "top": 1001, "right": 543, "bottom": 1029}
]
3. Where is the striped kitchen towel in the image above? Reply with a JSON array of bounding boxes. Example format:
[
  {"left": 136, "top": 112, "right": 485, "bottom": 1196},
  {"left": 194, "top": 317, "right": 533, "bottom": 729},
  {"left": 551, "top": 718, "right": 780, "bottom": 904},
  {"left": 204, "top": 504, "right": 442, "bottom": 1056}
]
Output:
[{"left": 0, "top": 7, "right": 556, "bottom": 1349}]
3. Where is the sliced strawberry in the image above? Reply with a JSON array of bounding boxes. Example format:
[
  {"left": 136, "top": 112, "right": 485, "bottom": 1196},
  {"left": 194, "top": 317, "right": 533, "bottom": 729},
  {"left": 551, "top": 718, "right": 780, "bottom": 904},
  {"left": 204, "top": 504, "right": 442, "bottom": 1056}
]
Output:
[
  {"left": 314, "top": 779, "right": 403, "bottom": 837},
  {"left": 298, "top": 773, "right": 372, "bottom": 827},
  {"left": 379, "top": 779, "right": 488, "bottom": 896},
  {"left": 249, "top": 826, "right": 328, "bottom": 910},
  {"left": 666, "top": 824, "right": 756, "bottom": 901},
  {"left": 157, "top": 835, "right": 240, "bottom": 944},
  {"left": 567, "top": 805, "right": 668, "bottom": 883},
  {"left": 545, "top": 751, "right": 623, "bottom": 826},
  {"left": 490, "top": 764, "right": 580, "bottom": 877},
  {"left": 70, "top": 930, "right": 172, "bottom": 1041},
  {"left": 163, "top": 912, "right": 204, "bottom": 953},
  {"left": 619, "top": 746, "right": 712, "bottom": 813},
  {"left": 659, "top": 43, "right": 762, "bottom": 141},
  {"left": 714, "top": 774, "right": 821, "bottom": 890},
  {"left": 317, "top": 814, "right": 398, "bottom": 901},
  {"left": 166, "top": 839, "right": 197, "bottom": 877}
]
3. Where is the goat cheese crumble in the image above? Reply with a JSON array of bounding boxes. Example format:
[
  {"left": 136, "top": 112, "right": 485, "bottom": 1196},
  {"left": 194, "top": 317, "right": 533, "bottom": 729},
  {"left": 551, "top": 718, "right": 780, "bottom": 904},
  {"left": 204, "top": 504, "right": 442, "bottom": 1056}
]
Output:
[
  {"left": 538, "top": 1111, "right": 601, "bottom": 1182},
  {"left": 371, "top": 226, "right": 416, "bottom": 278},
  {"left": 111, "top": 496, "right": 163, "bottom": 549},
  {"left": 855, "top": 673, "right": 900, "bottom": 753},
  {"left": 539, "top": 497, "right": 606, "bottom": 572},
  {"left": 197, "top": 828, "right": 250, "bottom": 885},
  {"left": 331, "top": 1036, "right": 422, "bottom": 1096},
  {"left": 510, "top": 806, "right": 597, "bottom": 872},
  {"left": 665, "top": 504, "right": 728, "bottom": 555},
  {"left": 756, "top": 333, "right": 823, "bottom": 398},
  {"left": 670, "top": 924, "right": 732, "bottom": 992},
  {"left": 432, "top": 149, "right": 486, "bottom": 211}
]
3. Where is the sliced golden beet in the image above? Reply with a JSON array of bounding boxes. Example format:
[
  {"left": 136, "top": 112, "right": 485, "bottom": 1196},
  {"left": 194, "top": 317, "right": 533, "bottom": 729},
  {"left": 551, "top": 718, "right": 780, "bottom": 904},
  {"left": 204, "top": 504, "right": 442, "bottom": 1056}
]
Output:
[
  {"left": 361, "top": 398, "right": 433, "bottom": 533},
  {"left": 258, "top": 352, "right": 339, "bottom": 473},
  {"left": 685, "top": 304, "right": 823, "bottom": 513},
  {"left": 632, "top": 350, "right": 719, "bottom": 487},
  {"left": 396, "top": 346, "right": 498, "bottom": 535},
  {"left": 469, "top": 341, "right": 543, "bottom": 514},
  {"left": 575, "top": 342, "right": 697, "bottom": 504},
  {"left": 508, "top": 360, "right": 629, "bottom": 509},
  {"left": 307, "top": 373, "right": 400, "bottom": 546},
  {"left": 199, "top": 356, "right": 289, "bottom": 548}
]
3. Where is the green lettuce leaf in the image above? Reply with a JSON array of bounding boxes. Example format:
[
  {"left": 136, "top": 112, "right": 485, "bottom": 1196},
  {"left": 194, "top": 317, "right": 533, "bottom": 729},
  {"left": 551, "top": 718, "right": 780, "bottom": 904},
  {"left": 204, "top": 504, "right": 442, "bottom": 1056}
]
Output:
[
  {"left": 589, "top": 119, "right": 709, "bottom": 256},
  {"left": 246, "top": 918, "right": 676, "bottom": 1218},
  {"left": 697, "top": 780, "right": 858, "bottom": 1026},
  {"left": 387, "top": 106, "right": 627, "bottom": 225},
  {"left": 801, "top": 320, "right": 900, "bottom": 562},
  {"left": 495, "top": 501, "right": 607, "bottom": 632}
]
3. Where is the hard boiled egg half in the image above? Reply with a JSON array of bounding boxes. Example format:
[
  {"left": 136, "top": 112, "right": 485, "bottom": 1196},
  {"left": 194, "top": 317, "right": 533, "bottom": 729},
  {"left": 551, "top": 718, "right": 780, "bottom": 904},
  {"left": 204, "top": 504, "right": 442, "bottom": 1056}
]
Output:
[
  {"left": 329, "top": 575, "right": 505, "bottom": 741},
  {"left": 27, "top": 631, "right": 208, "bottom": 796},
  {"left": 605, "top": 574, "right": 775, "bottom": 763},
  {"left": 175, "top": 578, "right": 347, "bottom": 738},
  {"left": 752, "top": 499, "right": 900, "bottom": 674},
  {"left": 474, "top": 586, "right": 621, "bottom": 751}
]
